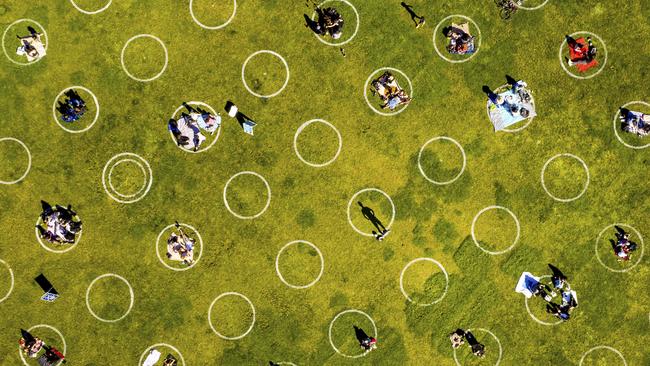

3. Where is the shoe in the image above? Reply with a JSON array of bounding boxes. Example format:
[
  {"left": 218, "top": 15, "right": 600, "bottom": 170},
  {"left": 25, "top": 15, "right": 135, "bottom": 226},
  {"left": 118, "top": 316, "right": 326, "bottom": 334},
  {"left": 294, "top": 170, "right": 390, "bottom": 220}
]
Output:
[{"left": 416, "top": 18, "right": 425, "bottom": 28}]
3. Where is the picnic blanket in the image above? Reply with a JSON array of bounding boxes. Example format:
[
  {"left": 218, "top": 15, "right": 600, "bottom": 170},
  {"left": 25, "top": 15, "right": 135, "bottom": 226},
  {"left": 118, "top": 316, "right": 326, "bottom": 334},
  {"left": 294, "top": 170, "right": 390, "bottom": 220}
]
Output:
[
  {"left": 515, "top": 272, "right": 540, "bottom": 299},
  {"left": 487, "top": 87, "right": 536, "bottom": 131},
  {"left": 569, "top": 37, "right": 598, "bottom": 73},
  {"left": 142, "top": 349, "right": 161, "bottom": 366},
  {"left": 177, "top": 116, "right": 206, "bottom": 150}
]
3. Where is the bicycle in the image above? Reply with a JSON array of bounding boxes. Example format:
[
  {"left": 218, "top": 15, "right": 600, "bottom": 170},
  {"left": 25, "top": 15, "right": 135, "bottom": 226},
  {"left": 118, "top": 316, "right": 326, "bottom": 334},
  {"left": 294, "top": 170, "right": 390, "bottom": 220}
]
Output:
[{"left": 495, "top": 0, "right": 522, "bottom": 20}]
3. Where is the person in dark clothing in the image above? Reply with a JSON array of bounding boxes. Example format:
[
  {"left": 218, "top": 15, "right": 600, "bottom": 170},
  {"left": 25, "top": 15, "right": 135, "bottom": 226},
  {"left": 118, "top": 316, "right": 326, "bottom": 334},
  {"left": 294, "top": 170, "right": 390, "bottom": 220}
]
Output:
[
  {"left": 465, "top": 331, "right": 485, "bottom": 357},
  {"left": 401, "top": 2, "right": 425, "bottom": 28},
  {"left": 548, "top": 264, "right": 567, "bottom": 290},
  {"left": 354, "top": 325, "right": 377, "bottom": 351}
]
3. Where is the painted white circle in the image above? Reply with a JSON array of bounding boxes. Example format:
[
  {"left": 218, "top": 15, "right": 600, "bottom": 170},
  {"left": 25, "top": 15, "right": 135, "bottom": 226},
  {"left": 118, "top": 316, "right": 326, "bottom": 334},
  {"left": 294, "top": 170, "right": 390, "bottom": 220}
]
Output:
[
  {"left": 0, "top": 137, "right": 31, "bottom": 185},
  {"left": 524, "top": 275, "right": 566, "bottom": 326},
  {"left": 399, "top": 257, "right": 449, "bottom": 306},
  {"left": 470, "top": 205, "right": 520, "bottom": 255},
  {"left": 558, "top": 31, "right": 608, "bottom": 80},
  {"left": 417, "top": 136, "right": 466, "bottom": 185},
  {"left": 35, "top": 216, "right": 83, "bottom": 254},
  {"left": 169, "top": 101, "right": 222, "bottom": 153},
  {"left": 275, "top": 363, "right": 297, "bottom": 366},
  {"left": 452, "top": 328, "right": 502, "bottom": 366},
  {"left": 540, "top": 153, "right": 590, "bottom": 202},
  {"left": 363, "top": 67, "right": 413, "bottom": 116},
  {"left": 101, "top": 152, "right": 153, "bottom": 204},
  {"left": 293, "top": 119, "right": 342, "bottom": 168},
  {"left": 120, "top": 34, "right": 168, "bottom": 82},
  {"left": 69, "top": 0, "right": 112, "bottom": 14},
  {"left": 155, "top": 223, "right": 204, "bottom": 271},
  {"left": 612, "top": 101, "right": 650, "bottom": 149},
  {"left": 85, "top": 273, "right": 134, "bottom": 323},
  {"left": 0, "top": 259, "right": 14, "bottom": 304},
  {"left": 432, "top": 15, "right": 481, "bottom": 64},
  {"left": 222, "top": 171, "right": 271, "bottom": 219},
  {"left": 328, "top": 309, "right": 377, "bottom": 358},
  {"left": 2, "top": 19, "right": 48, "bottom": 66},
  {"left": 18, "top": 324, "right": 66, "bottom": 366},
  {"left": 485, "top": 84, "right": 536, "bottom": 133},
  {"left": 515, "top": 0, "right": 550, "bottom": 10},
  {"left": 51, "top": 86, "right": 100, "bottom": 133},
  {"left": 578, "top": 346, "right": 627, "bottom": 366},
  {"left": 310, "top": 0, "right": 360, "bottom": 46},
  {"left": 208, "top": 292, "right": 256, "bottom": 340},
  {"left": 138, "top": 343, "right": 186, "bottom": 366},
  {"left": 107, "top": 159, "right": 147, "bottom": 198},
  {"left": 189, "top": 0, "right": 237, "bottom": 30},
  {"left": 241, "top": 50, "right": 290, "bottom": 98},
  {"left": 346, "top": 188, "right": 396, "bottom": 237},
  {"left": 275, "top": 240, "right": 325, "bottom": 289},
  {"left": 595, "top": 224, "right": 645, "bottom": 273}
]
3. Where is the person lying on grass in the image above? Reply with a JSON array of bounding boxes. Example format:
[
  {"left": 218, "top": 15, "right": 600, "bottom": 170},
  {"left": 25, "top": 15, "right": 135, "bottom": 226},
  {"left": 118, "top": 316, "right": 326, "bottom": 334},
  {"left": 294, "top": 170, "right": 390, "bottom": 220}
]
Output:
[{"left": 619, "top": 108, "right": 650, "bottom": 137}]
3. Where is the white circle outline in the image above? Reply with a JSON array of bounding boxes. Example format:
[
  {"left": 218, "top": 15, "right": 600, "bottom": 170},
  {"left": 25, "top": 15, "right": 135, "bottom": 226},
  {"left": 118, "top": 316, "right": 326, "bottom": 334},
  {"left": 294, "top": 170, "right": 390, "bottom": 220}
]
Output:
[
  {"left": 540, "top": 153, "right": 590, "bottom": 203},
  {"left": 169, "top": 101, "right": 222, "bottom": 154},
  {"left": 399, "top": 257, "right": 449, "bottom": 306},
  {"left": 241, "top": 50, "right": 290, "bottom": 98},
  {"left": 578, "top": 346, "right": 627, "bottom": 366},
  {"left": 2, "top": 19, "right": 48, "bottom": 66},
  {"left": 595, "top": 224, "right": 645, "bottom": 273},
  {"left": 558, "top": 31, "right": 608, "bottom": 80},
  {"left": 51, "top": 86, "right": 100, "bottom": 134},
  {"left": 612, "top": 101, "right": 650, "bottom": 149},
  {"left": 189, "top": 0, "right": 237, "bottom": 30},
  {"left": 310, "top": 0, "right": 360, "bottom": 46},
  {"left": 138, "top": 343, "right": 186, "bottom": 366},
  {"left": 222, "top": 171, "right": 272, "bottom": 220},
  {"left": 0, "top": 259, "right": 14, "bottom": 303},
  {"left": 120, "top": 34, "right": 168, "bottom": 82},
  {"left": 328, "top": 309, "right": 377, "bottom": 359},
  {"left": 208, "top": 292, "right": 256, "bottom": 340},
  {"left": 524, "top": 275, "right": 565, "bottom": 326},
  {"left": 452, "top": 328, "right": 502, "bottom": 366},
  {"left": 275, "top": 240, "right": 325, "bottom": 289},
  {"left": 85, "top": 273, "right": 134, "bottom": 323},
  {"left": 363, "top": 67, "right": 414, "bottom": 116},
  {"left": 470, "top": 205, "right": 521, "bottom": 255},
  {"left": 69, "top": 0, "right": 112, "bottom": 14},
  {"left": 293, "top": 119, "right": 342, "bottom": 167},
  {"left": 18, "top": 324, "right": 66, "bottom": 366},
  {"left": 432, "top": 15, "right": 482, "bottom": 64},
  {"left": 346, "top": 188, "right": 396, "bottom": 237},
  {"left": 515, "top": 0, "right": 549, "bottom": 10},
  {"left": 107, "top": 159, "right": 147, "bottom": 198},
  {"left": 0, "top": 137, "right": 31, "bottom": 185},
  {"left": 485, "top": 84, "right": 536, "bottom": 133},
  {"left": 101, "top": 152, "right": 153, "bottom": 204},
  {"left": 155, "top": 223, "right": 204, "bottom": 272},
  {"left": 417, "top": 136, "right": 466, "bottom": 185},
  {"left": 35, "top": 216, "right": 83, "bottom": 254}
]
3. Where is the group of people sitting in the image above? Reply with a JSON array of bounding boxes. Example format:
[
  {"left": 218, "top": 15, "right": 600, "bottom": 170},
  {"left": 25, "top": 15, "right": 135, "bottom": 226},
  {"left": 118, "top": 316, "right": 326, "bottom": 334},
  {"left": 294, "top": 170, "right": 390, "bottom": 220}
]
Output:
[
  {"left": 16, "top": 26, "right": 46, "bottom": 62},
  {"left": 305, "top": 6, "right": 344, "bottom": 40},
  {"left": 19, "top": 329, "right": 66, "bottom": 365},
  {"left": 36, "top": 201, "right": 82, "bottom": 244},
  {"left": 611, "top": 226, "right": 639, "bottom": 261},
  {"left": 564, "top": 35, "right": 598, "bottom": 72},
  {"left": 56, "top": 89, "right": 87, "bottom": 123},
  {"left": 354, "top": 325, "right": 377, "bottom": 352},
  {"left": 488, "top": 80, "right": 532, "bottom": 119},
  {"left": 168, "top": 103, "right": 221, "bottom": 151},
  {"left": 619, "top": 107, "right": 650, "bottom": 137},
  {"left": 166, "top": 222, "right": 195, "bottom": 266},
  {"left": 142, "top": 348, "right": 178, "bottom": 366},
  {"left": 443, "top": 23, "right": 476, "bottom": 55},
  {"left": 516, "top": 265, "right": 578, "bottom": 321},
  {"left": 449, "top": 329, "right": 485, "bottom": 358},
  {"left": 370, "top": 71, "right": 412, "bottom": 110}
]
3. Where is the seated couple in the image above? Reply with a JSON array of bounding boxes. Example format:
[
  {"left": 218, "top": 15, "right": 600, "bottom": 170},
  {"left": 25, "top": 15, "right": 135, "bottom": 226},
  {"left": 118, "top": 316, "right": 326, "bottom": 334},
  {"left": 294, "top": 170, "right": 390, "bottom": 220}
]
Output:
[
  {"left": 305, "top": 6, "right": 344, "bottom": 39},
  {"left": 449, "top": 329, "right": 485, "bottom": 358},
  {"left": 167, "top": 222, "right": 195, "bottom": 266},
  {"left": 370, "top": 71, "right": 412, "bottom": 110},
  {"left": 56, "top": 89, "right": 87, "bottom": 123},
  {"left": 19, "top": 328, "right": 66, "bottom": 365},
  {"left": 489, "top": 80, "right": 531, "bottom": 118},
  {"left": 168, "top": 103, "right": 221, "bottom": 151},
  {"left": 16, "top": 26, "right": 46, "bottom": 62},
  {"left": 564, "top": 35, "right": 597, "bottom": 72},
  {"left": 619, "top": 108, "right": 650, "bottom": 137},
  {"left": 443, "top": 23, "right": 475, "bottom": 55},
  {"left": 612, "top": 227, "right": 639, "bottom": 261},
  {"left": 36, "top": 200, "right": 82, "bottom": 244}
]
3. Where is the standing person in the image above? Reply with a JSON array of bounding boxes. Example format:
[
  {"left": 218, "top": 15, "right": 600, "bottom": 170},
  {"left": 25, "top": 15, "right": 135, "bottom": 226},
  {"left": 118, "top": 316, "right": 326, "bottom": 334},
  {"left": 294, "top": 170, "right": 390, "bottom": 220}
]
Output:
[
  {"left": 548, "top": 264, "right": 567, "bottom": 290},
  {"left": 354, "top": 326, "right": 377, "bottom": 352},
  {"left": 465, "top": 331, "right": 485, "bottom": 358},
  {"left": 401, "top": 2, "right": 425, "bottom": 28}
]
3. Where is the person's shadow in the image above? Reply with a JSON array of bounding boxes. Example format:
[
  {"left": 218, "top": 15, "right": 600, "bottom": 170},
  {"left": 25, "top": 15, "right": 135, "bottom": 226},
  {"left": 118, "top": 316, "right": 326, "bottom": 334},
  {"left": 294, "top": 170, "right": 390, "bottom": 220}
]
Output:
[
  {"left": 358, "top": 201, "right": 386, "bottom": 233},
  {"left": 353, "top": 325, "right": 369, "bottom": 343}
]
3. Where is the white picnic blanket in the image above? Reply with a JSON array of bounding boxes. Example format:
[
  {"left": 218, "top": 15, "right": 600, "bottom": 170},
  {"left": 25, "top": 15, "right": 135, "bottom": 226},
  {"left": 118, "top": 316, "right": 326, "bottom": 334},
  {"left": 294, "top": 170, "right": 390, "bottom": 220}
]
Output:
[
  {"left": 515, "top": 272, "right": 540, "bottom": 299},
  {"left": 142, "top": 349, "right": 161, "bottom": 366}
]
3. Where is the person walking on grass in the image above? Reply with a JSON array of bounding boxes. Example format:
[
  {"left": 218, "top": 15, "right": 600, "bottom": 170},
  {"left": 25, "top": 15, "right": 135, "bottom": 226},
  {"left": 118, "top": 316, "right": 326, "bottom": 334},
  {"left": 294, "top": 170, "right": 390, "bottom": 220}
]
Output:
[{"left": 401, "top": 2, "right": 425, "bottom": 28}]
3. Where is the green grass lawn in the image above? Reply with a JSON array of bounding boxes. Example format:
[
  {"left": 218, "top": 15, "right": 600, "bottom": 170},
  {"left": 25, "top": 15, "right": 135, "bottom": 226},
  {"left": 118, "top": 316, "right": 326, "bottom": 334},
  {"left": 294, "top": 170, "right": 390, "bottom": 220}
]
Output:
[{"left": 1, "top": 0, "right": 649, "bottom": 365}]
